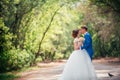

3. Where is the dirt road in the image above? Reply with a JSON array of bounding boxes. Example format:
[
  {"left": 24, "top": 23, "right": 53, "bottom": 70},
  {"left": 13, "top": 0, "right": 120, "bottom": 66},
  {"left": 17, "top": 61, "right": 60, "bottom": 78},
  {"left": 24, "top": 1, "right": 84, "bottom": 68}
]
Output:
[{"left": 17, "top": 59, "right": 120, "bottom": 80}]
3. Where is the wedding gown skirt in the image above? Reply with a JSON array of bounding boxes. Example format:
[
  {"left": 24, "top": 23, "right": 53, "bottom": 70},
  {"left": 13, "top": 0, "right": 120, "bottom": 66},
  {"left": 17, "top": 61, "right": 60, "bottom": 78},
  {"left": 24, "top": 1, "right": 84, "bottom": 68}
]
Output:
[{"left": 59, "top": 50, "right": 97, "bottom": 80}]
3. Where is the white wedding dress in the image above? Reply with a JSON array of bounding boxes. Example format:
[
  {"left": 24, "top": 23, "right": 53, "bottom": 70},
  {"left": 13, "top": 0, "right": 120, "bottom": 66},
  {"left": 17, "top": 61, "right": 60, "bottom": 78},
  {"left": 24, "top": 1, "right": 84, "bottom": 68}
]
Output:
[{"left": 59, "top": 38, "right": 97, "bottom": 80}]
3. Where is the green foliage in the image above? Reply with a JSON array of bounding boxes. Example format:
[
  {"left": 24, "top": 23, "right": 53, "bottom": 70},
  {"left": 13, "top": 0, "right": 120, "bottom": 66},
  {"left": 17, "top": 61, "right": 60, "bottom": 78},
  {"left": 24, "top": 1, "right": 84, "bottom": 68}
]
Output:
[
  {"left": 0, "top": 0, "right": 45, "bottom": 47},
  {"left": 0, "top": 73, "right": 19, "bottom": 80},
  {"left": 0, "top": 18, "right": 34, "bottom": 72},
  {"left": 0, "top": 18, "right": 12, "bottom": 72},
  {"left": 0, "top": 48, "right": 35, "bottom": 72},
  {"left": 89, "top": 0, "right": 120, "bottom": 14},
  {"left": 0, "top": 18, "right": 12, "bottom": 52},
  {"left": 0, "top": 0, "right": 82, "bottom": 72},
  {"left": 81, "top": 0, "right": 120, "bottom": 57},
  {"left": 1, "top": 0, "right": 120, "bottom": 72}
]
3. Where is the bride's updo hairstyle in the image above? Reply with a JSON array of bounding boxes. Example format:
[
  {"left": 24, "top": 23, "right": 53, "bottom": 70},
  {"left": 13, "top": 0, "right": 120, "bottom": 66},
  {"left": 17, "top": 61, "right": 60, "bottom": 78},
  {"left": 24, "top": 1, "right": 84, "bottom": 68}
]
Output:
[{"left": 72, "top": 29, "right": 79, "bottom": 38}]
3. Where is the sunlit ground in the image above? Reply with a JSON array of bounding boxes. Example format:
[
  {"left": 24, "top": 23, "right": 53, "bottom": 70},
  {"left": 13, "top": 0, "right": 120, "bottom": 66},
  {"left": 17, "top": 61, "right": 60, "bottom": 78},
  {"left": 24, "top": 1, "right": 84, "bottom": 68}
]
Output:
[{"left": 11, "top": 58, "right": 120, "bottom": 80}]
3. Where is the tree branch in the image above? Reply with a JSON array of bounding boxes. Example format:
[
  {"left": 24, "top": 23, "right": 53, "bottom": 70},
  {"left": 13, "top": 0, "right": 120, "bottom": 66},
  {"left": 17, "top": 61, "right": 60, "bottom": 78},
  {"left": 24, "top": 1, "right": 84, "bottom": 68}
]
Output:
[{"left": 36, "top": 5, "right": 64, "bottom": 57}]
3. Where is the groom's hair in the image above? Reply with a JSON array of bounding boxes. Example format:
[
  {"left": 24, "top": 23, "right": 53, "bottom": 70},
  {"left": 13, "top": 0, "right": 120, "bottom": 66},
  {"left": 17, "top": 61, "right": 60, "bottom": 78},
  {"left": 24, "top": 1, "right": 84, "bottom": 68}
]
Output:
[{"left": 81, "top": 25, "right": 88, "bottom": 31}]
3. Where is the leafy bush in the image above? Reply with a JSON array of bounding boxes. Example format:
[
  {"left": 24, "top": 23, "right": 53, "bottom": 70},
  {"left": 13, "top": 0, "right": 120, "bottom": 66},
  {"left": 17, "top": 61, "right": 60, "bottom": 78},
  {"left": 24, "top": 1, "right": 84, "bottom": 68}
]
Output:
[
  {"left": 0, "top": 49, "right": 35, "bottom": 72},
  {"left": 0, "top": 18, "right": 35, "bottom": 72},
  {"left": 0, "top": 18, "right": 12, "bottom": 53},
  {"left": 0, "top": 73, "right": 18, "bottom": 80}
]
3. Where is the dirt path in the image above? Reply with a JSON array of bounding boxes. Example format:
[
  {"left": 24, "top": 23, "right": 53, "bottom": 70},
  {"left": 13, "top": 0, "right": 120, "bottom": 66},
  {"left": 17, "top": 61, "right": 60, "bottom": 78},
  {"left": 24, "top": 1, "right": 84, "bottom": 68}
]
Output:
[{"left": 16, "top": 59, "right": 120, "bottom": 80}]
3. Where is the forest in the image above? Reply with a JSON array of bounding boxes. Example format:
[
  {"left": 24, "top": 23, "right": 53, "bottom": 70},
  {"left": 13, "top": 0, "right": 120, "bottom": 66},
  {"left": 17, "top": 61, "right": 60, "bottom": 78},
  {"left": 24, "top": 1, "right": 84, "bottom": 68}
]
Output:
[{"left": 0, "top": 0, "right": 120, "bottom": 72}]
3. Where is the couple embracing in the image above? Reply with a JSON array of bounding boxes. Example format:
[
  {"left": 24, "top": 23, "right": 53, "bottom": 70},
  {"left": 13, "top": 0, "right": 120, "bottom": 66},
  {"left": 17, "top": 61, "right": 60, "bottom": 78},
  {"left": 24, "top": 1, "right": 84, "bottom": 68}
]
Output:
[{"left": 59, "top": 25, "right": 97, "bottom": 80}]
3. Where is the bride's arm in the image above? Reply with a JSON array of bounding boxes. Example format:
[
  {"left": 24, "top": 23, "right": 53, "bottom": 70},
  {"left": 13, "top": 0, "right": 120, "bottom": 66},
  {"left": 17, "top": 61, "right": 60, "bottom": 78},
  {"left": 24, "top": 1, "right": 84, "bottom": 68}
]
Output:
[{"left": 74, "top": 42, "right": 80, "bottom": 50}]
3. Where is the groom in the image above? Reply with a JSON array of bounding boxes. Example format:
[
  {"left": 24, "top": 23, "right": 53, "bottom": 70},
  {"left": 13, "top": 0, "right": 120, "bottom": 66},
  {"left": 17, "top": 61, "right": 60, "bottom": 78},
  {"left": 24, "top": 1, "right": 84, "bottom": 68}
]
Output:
[{"left": 80, "top": 25, "right": 94, "bottom": 60}]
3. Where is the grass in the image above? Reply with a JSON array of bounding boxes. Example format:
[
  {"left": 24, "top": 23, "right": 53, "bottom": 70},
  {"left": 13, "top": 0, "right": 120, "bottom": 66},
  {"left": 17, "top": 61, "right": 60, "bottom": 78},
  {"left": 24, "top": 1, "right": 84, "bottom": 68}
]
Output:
[
  {"left": 0, "top": 73, "right": 19, "bottom": 80},
  {"left": 0, "top": 66, "right": 39, "bottom": 80}
]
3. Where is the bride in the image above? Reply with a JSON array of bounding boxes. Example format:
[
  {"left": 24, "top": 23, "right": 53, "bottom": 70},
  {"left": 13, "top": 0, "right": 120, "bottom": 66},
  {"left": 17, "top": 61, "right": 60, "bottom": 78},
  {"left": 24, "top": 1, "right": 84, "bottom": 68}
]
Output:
[{"left": 59, "top": 29, "right": 97, "bottom": 80}]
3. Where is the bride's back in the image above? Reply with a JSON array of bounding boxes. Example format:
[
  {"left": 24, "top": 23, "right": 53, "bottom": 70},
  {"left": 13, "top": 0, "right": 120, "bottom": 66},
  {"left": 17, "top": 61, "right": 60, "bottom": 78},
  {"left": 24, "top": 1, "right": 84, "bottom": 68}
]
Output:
[{"left": 74, "top": 37, "right": 84, "bottom": 50}]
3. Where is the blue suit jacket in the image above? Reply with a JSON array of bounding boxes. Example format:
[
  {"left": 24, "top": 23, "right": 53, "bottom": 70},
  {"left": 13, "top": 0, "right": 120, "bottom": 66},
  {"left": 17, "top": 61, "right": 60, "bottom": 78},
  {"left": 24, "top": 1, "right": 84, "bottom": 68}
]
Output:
[{"left": 81, "top": 32, "right": 94, "bottom": 60}]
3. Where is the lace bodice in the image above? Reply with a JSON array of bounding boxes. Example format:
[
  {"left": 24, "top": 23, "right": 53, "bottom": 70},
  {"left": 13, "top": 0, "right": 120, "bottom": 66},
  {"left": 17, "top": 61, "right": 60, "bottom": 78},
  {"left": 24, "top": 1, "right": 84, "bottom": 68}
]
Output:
[{"left": 74, "top": 37, "right": 84, "bottom": 47}]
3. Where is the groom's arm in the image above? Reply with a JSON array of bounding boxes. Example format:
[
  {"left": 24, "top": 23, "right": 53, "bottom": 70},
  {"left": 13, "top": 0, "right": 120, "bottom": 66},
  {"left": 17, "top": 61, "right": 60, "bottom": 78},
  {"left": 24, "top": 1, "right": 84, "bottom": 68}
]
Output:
[{"left": 81, "top": 35, "right": 91, "bottom": 49}]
